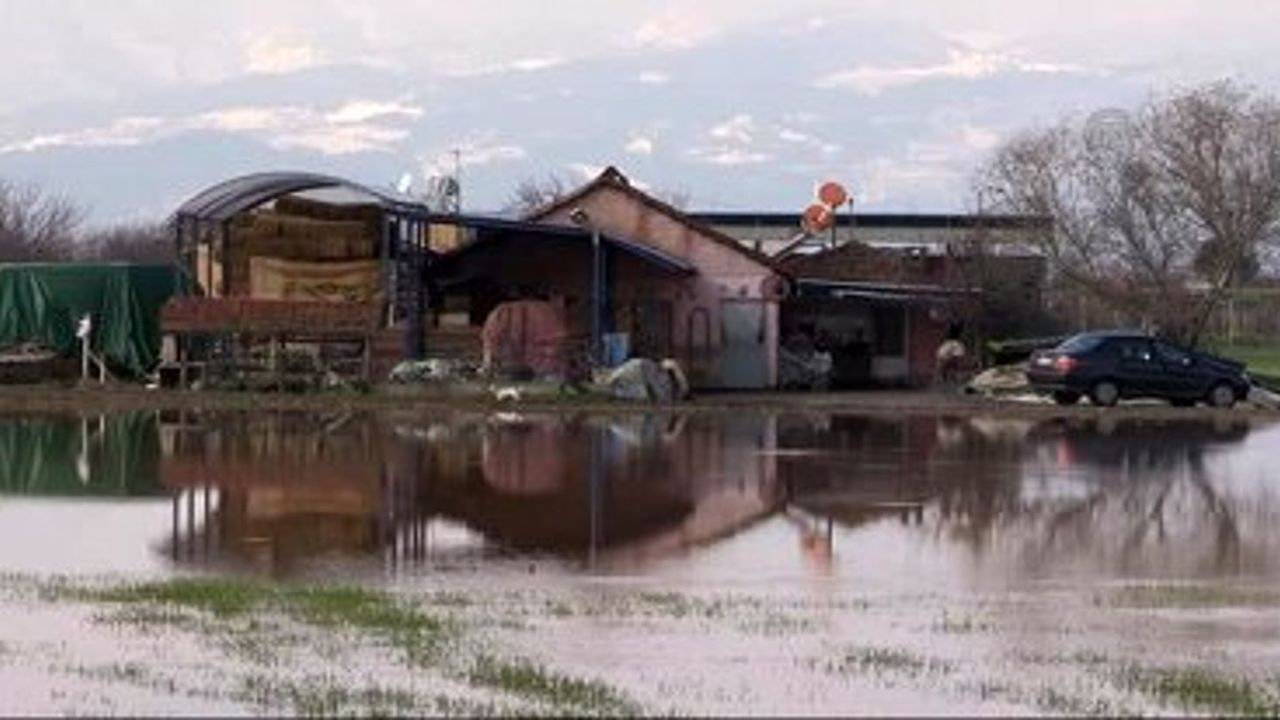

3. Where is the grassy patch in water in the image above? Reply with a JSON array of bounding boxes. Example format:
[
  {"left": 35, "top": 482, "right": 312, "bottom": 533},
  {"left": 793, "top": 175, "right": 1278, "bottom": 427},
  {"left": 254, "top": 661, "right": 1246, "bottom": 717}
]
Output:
[
  {"left": 237, "top": 673, "right": 421, "bottom": 718},
  {"left": 831, "top": 647, "right": 952, "bottom": 678},
  {"left": 1103, "top": 584, "right": 1280, "bottom": 610},
  {"left": 933, "top": 611, "right": 994, "bottom": 635},
  {"left": 77, "top": 578, "right": 270, "bottom": 617},
  {"left": 288, "top": 585, "right": 453, "bottom": 665},
  {"left": 1115, "top": 664, "right": 1280, "bottom": 716},
  {"left": 68, "top": 578, "right": 455, "bottom": 667},
  {"left": 467, "top": 654, "right": 640, "bottom": 716}
]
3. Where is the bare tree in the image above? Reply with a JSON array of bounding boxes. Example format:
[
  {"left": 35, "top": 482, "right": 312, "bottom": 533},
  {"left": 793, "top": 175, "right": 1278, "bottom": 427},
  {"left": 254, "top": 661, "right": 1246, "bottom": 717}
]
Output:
[
  {"left": 78, "top": 222, "right": 174, "bottom": 263},
  {"left": 0, "top": 180, "right": 82, "bottom": 262},
  {"left": 506, "top": 174, "right": 573, "bottom": 216},
  {"left": 975, "top": 81, "right": 1280, "bottom": 345}
]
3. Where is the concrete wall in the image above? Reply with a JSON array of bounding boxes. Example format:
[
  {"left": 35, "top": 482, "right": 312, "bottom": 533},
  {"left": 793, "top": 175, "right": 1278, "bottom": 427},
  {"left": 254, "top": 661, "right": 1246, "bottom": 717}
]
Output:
[{"left": 541, "top": 186, "right": 782, "bottom": 388}]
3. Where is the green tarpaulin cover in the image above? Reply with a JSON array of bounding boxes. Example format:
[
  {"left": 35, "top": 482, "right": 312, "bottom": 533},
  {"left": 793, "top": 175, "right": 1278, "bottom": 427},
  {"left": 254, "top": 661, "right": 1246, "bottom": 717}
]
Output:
[{"left": 0, "top": 263, "right": 184, "bottom": 377}]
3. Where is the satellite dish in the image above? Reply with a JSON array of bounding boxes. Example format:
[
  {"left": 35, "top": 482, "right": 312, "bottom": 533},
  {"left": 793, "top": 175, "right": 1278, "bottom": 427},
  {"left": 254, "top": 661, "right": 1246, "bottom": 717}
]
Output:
[
  {"left": 818, "top": 181, "right": 848, "bottom": 208},
  {"left": 395, "top": 173, "right": 414, "bottom": 195},
  {"left": 802, "top": 203, "right": 834, "bottom": 235}
]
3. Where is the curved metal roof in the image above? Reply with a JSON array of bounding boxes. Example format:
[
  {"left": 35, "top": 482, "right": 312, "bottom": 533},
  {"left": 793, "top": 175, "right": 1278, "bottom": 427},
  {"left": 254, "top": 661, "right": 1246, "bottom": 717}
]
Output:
[{"left": 172, "top": 171, "right": 429, "bottom": 222}]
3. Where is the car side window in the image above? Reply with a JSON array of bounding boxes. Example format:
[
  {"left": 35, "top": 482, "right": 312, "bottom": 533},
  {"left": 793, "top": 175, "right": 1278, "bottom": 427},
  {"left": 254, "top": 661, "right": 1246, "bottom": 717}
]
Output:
[
  {"left": 1116, "top": 340, "right": 1152, "bottom": 362},
  {"left": 1155, "top": 342, "right": 1191, "bottom": 366}
]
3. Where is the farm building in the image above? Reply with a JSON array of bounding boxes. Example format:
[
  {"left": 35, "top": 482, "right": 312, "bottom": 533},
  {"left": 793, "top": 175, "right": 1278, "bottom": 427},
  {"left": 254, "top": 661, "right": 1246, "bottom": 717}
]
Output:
[
  {"left": 434, "top": 167, "right": 787, "bottom": 389},
  {"left": 696, "top": 211, "right": 1050, "bottom": 388},
  {"left": 164, "top": 168, "right": 786, "bottom": 390}
]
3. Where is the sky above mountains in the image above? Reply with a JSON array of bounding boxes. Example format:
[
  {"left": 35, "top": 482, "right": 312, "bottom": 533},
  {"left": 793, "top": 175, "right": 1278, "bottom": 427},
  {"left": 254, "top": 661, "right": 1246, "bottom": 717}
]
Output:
[{"left": 1, "top": 0, "right": 1278, "bottom": 224}]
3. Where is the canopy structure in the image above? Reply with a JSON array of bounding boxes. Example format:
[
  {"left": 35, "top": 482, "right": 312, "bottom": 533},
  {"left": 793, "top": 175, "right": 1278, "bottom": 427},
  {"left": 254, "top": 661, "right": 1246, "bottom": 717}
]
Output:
[{"left": 171, "top": 171, "right": 426, "bottom": 224}]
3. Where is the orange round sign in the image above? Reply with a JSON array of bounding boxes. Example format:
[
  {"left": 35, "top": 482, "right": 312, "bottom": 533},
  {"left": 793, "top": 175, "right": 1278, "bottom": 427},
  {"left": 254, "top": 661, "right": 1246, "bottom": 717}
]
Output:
[
  {"left": 818, "top": 181, "right": 849, "bottom": 208},
  {"left": 802, "top": 203, "right": 834, "bottom": 234}
]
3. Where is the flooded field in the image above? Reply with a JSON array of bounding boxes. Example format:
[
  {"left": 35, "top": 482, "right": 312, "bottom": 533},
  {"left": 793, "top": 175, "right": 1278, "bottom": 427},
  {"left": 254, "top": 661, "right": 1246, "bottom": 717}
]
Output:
[{"left": 1, "top": 408, "right": 1279, "bottom": 716}]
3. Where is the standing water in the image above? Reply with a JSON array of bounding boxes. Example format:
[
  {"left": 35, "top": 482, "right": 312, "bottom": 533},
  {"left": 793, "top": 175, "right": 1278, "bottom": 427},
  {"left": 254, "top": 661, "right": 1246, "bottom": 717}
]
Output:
[{"left": 0, "top": 409, "right": 1277, "bottom": 715}]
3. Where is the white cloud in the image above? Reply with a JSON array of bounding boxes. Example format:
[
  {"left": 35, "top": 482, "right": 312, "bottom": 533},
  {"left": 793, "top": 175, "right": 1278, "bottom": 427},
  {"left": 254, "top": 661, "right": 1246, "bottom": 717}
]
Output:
[
  {"left": 245, "top": 35, "right": 321, "bottom": 75},
  {"left": 420, "top": 135, "right": 528, "bottom": 177},
  {"left": 273, "top": 125, "right": 409, "bottom": 155},
  {"left": 0, "top": 98, "right": 423, "bottom": 156},
  {"left": 709, "top": 114, "right": 755, "bottom": 144},
  {"left": 778, "top": 128, "right": 810, "bottom": 143},
  {"left": 508, "top": 56, "right": 563, "bottom": 72},
  {"left": 569, "top": 162, "right": 605, "bottom": 181},
  {"left": 814, "top": 48, "right": 1090, "bottom": 95},
  {"left": 325, "top": 99, "right": 424, "bottom": 125},
  {"left": 688, "top": 147, "right": 771, "bottom": 166},
  {"left": 625, "top": 135, "right": 655, "bottom": 155},
  {"left": 633, "top": 8, "right": 719, "bottom": 50},
  {"left": 636, "top": 71, "right": 670, "bottom": 85}
]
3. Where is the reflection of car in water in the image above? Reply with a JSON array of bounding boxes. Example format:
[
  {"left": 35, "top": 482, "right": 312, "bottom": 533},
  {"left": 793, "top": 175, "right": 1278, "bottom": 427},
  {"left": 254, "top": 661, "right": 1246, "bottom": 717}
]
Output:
[
  {"left": 1024, "top": 416, "right": 1251, "bottom": 469},
  {"left": 1027, "top": 331, "right": 1251, "bottom": 408}
]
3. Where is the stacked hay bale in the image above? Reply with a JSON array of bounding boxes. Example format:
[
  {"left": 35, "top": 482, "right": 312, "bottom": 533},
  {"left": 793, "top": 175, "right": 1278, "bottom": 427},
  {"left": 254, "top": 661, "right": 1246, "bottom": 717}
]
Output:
[{"left": 225, "top": 197, "right": 383, "bottom": 298}]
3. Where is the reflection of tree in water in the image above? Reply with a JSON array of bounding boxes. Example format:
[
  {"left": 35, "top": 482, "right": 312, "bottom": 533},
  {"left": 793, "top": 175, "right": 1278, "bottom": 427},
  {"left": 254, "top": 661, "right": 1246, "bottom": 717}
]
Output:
[
  {"left": 1009, "top": 419, "right": 1255, "bottom": 577},
  {"left": 784, "top": 413, "right": 1273, "bottom": 578}
]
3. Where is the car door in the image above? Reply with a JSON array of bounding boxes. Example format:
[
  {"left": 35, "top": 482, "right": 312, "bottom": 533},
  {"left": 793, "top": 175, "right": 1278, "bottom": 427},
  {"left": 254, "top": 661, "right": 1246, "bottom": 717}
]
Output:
[
  {"left": 1112, "top": 338, "right": 1162, "bottom": 397},
  {"left": 1152, "top": 341, "right": 1204, "bottom": 398}
]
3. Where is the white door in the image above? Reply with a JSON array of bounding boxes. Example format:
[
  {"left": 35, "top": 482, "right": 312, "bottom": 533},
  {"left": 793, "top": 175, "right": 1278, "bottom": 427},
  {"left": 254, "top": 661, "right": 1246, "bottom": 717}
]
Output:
[{"left": 721, "top": 301, "right": 768, "bottom": 389}]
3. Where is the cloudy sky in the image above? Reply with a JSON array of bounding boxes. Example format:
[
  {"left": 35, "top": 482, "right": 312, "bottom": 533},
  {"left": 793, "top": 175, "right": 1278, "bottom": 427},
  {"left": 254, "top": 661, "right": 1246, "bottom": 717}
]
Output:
[{"left": 1, "top": 0, "right": 1278, "bottom": 224}]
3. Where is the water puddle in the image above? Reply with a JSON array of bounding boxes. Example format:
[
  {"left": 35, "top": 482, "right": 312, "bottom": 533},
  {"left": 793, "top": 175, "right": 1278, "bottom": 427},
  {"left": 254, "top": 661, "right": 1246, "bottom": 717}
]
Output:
[{"left": 1, "top": 409, "right": 1278, "bottom": 714}]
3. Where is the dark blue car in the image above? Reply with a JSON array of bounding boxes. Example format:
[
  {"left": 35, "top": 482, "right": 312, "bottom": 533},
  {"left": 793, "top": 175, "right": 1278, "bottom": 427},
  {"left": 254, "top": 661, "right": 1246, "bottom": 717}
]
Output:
[{"left": 1027, "top": 331, "right": 1252, "bottom": 408}]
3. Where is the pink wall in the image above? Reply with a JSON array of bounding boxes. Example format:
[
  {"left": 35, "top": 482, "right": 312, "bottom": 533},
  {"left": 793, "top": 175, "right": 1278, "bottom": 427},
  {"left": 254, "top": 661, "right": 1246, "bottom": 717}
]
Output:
[{"left": 540, "top": 185, "right": 782, "bottom": 388}]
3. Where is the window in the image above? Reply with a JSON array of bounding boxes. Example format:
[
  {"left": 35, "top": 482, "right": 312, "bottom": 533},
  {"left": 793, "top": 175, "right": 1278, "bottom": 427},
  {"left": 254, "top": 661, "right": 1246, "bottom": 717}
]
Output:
[
  {"left": 1113, "top": 339, "right": 1153, "bottom": 363},
  {"left": 1155, "top": 342, "right": 1192, "bottom": 366},
  {"left": 1056, "top": 334, "right": 1104, "bottom": 354}
]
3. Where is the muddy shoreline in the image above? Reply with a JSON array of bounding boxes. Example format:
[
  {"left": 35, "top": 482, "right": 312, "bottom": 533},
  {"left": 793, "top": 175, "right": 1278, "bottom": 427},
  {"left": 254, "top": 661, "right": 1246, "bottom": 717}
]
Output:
[{"left": 0, "top": 384, "right": 1275, "bottom": 422}]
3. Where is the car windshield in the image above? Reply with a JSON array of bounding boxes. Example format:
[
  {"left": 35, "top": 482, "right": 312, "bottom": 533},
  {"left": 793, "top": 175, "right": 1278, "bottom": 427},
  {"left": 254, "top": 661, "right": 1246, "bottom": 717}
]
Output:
[{"left": 1055, "top": 334, "right": 1105, "bottom": 354}]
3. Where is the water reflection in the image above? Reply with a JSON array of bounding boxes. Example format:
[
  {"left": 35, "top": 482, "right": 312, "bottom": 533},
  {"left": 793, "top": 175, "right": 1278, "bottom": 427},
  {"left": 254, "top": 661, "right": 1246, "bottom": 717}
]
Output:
[
  {"left": 160, "top": 411, "right": 782, "bottom": 576},
  {"left": 0, "top": 413, "right": 163, "bottom": 496},
  {"left": 0, "top": 408, "right": 1276, "bottom": 584}
]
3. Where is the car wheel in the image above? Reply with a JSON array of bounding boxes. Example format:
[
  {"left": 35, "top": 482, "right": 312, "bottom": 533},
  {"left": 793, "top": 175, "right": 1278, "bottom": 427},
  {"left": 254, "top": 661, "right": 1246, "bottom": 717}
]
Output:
[
  {"left": 1052, "top": 391, "right": 1081, "bottom": 406},
  {"left": 1207, "top": 382, "right": 1237, "bottom": 409},
  {"left": 1089, "top": 380, "right": 1120, "bottom": 408}
]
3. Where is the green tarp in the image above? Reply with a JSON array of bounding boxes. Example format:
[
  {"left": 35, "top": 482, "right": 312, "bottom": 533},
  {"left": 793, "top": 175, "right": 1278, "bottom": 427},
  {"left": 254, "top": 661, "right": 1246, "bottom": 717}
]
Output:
[{"left": 0, "top": 263, "right": 185, "bottom": 377}]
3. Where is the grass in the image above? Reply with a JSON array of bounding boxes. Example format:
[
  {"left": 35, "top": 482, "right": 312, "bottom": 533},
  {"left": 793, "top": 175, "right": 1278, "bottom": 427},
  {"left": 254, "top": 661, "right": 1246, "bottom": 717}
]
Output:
[
  {"left": 1102, "top": 584, "right": 1280, "bottom": 610},
  {"left": 237, "top": 674, "right": 422, "bottom": 718},
  {"left": 1115, "top": 665, "right": 1280, "bottom": 717},
  {"left": 70, "top": 578, "right": 455, "bottom": 667},
  {"left": 47, "top": 577, "right": 647, "bottom": 716},
  {"left": 1212, "top": 342, "right": 1280, "bottom": 388},
  {"left": 831, "top": 647, "right": 951, "bottom": 678},
  {"left": 467, "top": 654, "right": 641, "bottom": 716}
]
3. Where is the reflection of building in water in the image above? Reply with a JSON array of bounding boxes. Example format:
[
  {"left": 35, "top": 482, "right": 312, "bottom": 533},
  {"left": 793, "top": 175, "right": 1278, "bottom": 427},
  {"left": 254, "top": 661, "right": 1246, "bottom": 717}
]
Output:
[{"left": 162, "top": 410, "right": 783, "bottom": 575}]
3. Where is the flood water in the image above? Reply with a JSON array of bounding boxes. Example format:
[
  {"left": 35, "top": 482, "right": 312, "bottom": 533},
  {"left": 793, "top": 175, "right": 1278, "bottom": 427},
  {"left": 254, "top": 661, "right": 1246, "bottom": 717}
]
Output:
[
  {"left": 2, "top": 409, "right": 1277, "bottom": 589},
  {"left": 2, "top": 408, "right": 1279, "bottom": 715}
]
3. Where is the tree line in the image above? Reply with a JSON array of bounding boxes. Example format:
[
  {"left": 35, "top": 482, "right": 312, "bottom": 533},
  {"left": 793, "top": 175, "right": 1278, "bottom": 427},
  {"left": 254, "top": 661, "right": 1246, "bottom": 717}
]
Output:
[
  {"left": 0, "top": 179, "right": 172, "bottom": 263},
  {"left": 975, "top": 80, "right": 1280, "bottom": 346}
]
